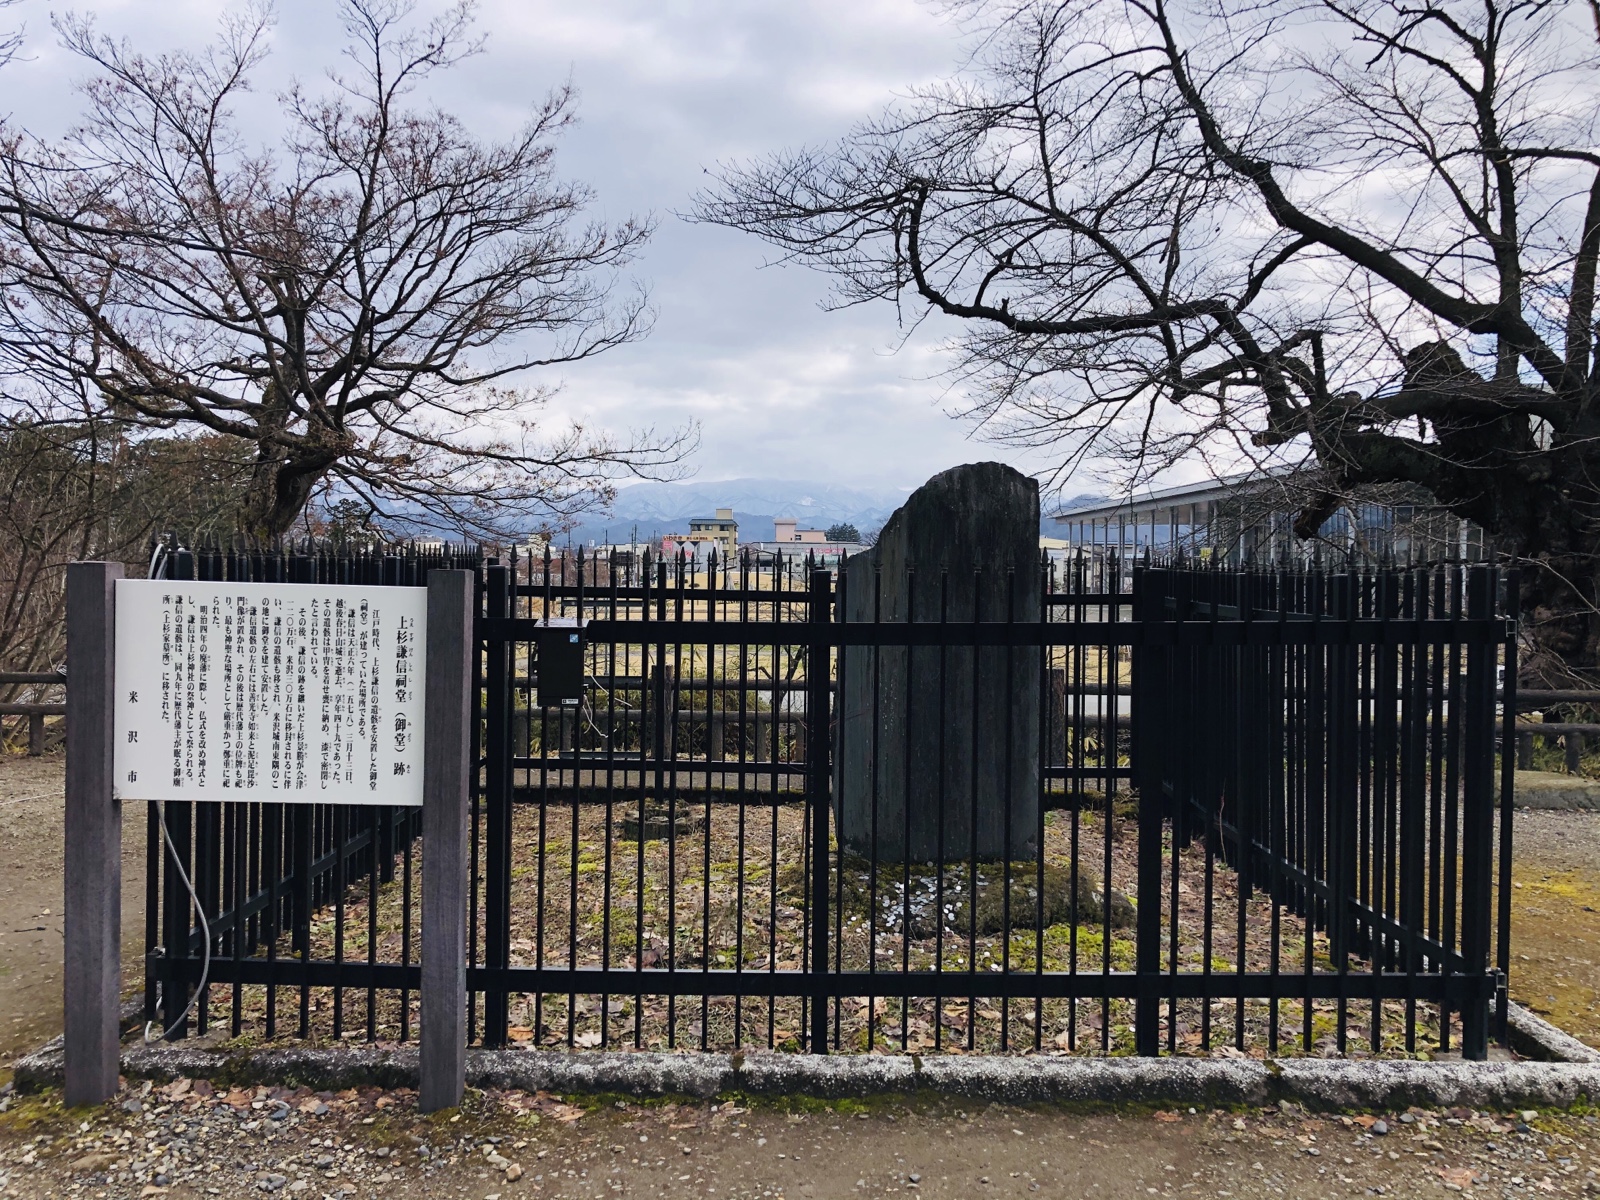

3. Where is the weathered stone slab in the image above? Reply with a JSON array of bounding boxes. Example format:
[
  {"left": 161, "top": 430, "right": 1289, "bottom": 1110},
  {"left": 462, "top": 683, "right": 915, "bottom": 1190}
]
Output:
[
  {"left": 1514, "top": 769, "right": 1600, "bottom": 810},
  {"left": 837, "top": 462, "right": 1040, "bottom": 863}
]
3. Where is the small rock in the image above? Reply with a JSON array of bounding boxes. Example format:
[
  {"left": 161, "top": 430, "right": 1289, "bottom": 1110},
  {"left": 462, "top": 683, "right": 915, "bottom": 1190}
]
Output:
[
  {"left": 288, "top": 1183, "right": 309, "bottom": 1194},
  {"left": 122, "top": 1100, "right": 145, "bottom": 1114},
  {"left": 1516, "top": 1123, "right": 1532, "bottom": 1134},
  {"left": 505, "top": 1163, "right": 524, "bottom": 1181},
  {"left": 1399, "top": 1113, "right": 1417, "bottom": 1124},
  {"left": 909, "top": 1174, "right": 921, "bottom": 1183},
  {"left": 256, "top": 1173, "right": 288, "bottom": 1191},
  {"left": 70, "top": 1152, "right": 118, "bottom": 1173},
  {"left": 486, "top": 1151, "right": 512, "bottom": 1169},
  {"left": 1521, "top": 1110, "right": 1539, "bottom": 1123},
  {"left": 154, "top": 1174, "right": 171, "bottom": 1186},
  {"left": 1372, "top": 1120, "right": 1389, "bottom": 1136}
]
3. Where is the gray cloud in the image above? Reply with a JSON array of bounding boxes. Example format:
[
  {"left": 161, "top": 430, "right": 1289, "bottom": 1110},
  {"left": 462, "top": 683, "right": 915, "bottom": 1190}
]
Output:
[{"left": 0, "top": 0, "right": 1081, "bottom": 494}]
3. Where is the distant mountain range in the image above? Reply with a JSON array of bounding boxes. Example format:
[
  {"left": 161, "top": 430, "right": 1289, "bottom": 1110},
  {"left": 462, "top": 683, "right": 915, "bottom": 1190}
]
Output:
[{"left": 556, "top": 478, "right": 1106, "bottom": 546}]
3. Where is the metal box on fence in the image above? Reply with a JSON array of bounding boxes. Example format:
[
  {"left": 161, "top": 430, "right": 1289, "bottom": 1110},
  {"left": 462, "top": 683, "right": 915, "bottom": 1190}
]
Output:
[{"left": 536, "top": 617, "right": 587, "bottom": 707}]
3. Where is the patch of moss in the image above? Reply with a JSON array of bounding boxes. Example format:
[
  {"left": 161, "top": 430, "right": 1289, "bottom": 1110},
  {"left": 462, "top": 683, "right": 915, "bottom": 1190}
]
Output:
[{"left": 782, "top": 855, "right": 1135, "bottom": 940}]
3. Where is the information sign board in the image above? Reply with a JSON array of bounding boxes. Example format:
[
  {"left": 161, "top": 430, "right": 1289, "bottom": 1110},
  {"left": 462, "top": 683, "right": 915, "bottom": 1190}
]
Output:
[{"left": 113, "top": 580, "right": 427, "bottom": 805}]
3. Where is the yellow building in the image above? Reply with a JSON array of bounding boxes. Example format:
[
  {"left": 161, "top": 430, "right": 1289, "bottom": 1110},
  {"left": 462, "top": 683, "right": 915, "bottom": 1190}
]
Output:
[{"left": 687, "top": 507, "right": 738, "bottom": 557}]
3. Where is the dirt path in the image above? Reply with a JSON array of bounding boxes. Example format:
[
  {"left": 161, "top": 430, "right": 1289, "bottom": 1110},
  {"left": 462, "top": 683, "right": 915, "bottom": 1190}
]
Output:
[
  {"left": 0, "top": 754, "right": 145, "bottom": 1072},
  {"left": 1, "top": 1082, "right": 1597, "bottom": 1200},
  {"left": 1506, "top": 808, "right": 1600, "bottom": 1048}
]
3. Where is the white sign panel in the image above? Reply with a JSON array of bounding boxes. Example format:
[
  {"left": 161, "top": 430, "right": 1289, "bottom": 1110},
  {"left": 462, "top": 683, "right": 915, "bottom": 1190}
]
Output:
[{"left": 114, "top": 580, "right": 427, "bottom": 806}]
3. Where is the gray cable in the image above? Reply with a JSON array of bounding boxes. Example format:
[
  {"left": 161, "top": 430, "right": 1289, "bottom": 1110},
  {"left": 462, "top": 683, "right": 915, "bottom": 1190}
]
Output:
[
  {"left": 142, "top": 541, "right": 209, "bottom": 1043},
  {"left": 143, "top": 806, "right": 211, "bottom": 1044}
]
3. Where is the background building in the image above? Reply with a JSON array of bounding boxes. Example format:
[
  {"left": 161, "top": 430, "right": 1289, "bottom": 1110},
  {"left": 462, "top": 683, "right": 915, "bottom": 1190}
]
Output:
[
  {"left": 686, "top": 507, "right": 739, "bottom": 557},
  {"left": 1053, "top": 469, "right": 1488, "bottom": 565},
  {"left": 773, "top": 517, "right": 830, "bottom": 545}
]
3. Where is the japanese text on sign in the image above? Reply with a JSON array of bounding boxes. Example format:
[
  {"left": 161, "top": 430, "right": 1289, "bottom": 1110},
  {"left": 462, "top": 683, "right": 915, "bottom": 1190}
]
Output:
[{"left": 113, "top": 580, "right": 426, "bottom": 805}]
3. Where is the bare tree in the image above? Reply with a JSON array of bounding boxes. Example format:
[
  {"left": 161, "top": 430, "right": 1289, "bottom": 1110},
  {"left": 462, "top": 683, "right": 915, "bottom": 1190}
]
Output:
[
  {"left": 0, "top": 0, "right": 690, "bottom": 543},
  {"left": 699, "top": 0, "right": 1600, "bottom": 682},
  {"left": 0, "top": 418, "right": 252, "bottom": 747}
]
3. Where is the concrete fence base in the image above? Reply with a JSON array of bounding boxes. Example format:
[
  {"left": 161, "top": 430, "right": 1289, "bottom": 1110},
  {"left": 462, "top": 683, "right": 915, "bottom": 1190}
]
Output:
[{"left": 16, "top": 1004, "right": 1600, "bottom": 1114}]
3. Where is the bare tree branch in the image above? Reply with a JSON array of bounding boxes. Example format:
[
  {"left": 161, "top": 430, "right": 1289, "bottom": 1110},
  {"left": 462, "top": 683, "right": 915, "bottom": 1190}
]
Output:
[
  {"left": 0, "top": 0, "right": 694, "bottom": 541},
  {"left": 698, "top": 0, "right": 1600, "bottom": 678}
]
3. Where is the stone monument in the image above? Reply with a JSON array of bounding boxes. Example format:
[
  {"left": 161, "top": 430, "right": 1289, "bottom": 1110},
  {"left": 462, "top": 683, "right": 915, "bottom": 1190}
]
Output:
[{"left": 836, "top": 462, "right": 1040, "bottom": 863}]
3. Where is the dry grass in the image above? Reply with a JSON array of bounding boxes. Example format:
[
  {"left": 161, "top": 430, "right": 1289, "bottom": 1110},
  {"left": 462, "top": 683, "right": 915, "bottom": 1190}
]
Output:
[{"left": 180, "top": 793, "right": 1454, "bottom": 1061}]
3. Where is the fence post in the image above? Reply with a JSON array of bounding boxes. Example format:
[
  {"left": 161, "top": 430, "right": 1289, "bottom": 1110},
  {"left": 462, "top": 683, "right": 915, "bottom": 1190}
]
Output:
[
  {"left": 64, "top": 560, "right": 123, "bottom": 1106},
  {"left": 481, "top": 562, "right": 512, "bottom": 1048},
  {"left": 1131, "top": 565, "right": 1164, "bottom": 1057},
  {"left": 420, "top": 569, "right": 474, "bottom": 1113},
  {"left": 28, "top": 709, "right": 44, "bottom": 756},
  {"left": 805, "top": 569, "right": 833, "bottom": 1054},
  {"left": 1496, "top": 570, "right": 1521, "bottom": 1043},
  {"left": 709, "top": 709, "right": 725, "bottom": 761},
  {"left": 1459, "top": 566, "right": 1498, "bottom": 1060}
]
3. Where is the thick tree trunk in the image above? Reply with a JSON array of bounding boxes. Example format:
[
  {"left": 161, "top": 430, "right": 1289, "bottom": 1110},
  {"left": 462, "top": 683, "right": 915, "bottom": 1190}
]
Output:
[
  {"left": 1474, "top": 452, "right": 1600, "bottom": 687},
  {"left": 1414, "top": 454, "right": 1600, "bottom": 687},
  {"left": 1315, "top": 347, "right": 1600, "bottom": 687},
  {"left": 243, "top": 448, "right": 328, "bottom": 544},
  {"left": 1514, "top": 552, "right": 1600, "bottom": 688}
]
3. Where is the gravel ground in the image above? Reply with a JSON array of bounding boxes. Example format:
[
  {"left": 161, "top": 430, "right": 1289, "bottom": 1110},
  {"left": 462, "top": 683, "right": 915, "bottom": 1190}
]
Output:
[
  {"left": 1512, "top": 809, "right": 1600, "bottom": 877},
  {"left": 2, "top": 1080, "right": 1599, "bottom": 1199}
]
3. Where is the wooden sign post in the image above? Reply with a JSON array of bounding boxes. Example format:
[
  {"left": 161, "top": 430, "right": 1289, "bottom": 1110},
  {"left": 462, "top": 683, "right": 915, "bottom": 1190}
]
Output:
[
  {"left": 63, "top": 565, "right": 474, "bottom": 1110},
  {"left": 419, "top": 570, "right": 473, "bottom": 1112},
  {"left": 64, "top": 562, "right": 122, "bottom": 1106}
]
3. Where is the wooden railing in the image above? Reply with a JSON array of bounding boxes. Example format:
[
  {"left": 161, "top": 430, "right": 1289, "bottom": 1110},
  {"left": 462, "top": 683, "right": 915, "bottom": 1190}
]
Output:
[{"left": 0, "top": 671, "right": 65, "bottom": 756}]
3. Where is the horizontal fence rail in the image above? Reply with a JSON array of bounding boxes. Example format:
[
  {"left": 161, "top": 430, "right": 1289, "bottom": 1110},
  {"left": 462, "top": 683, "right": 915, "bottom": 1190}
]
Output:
[{"left": 145, "top": 544, "right": 1516, "bottom": 1061}]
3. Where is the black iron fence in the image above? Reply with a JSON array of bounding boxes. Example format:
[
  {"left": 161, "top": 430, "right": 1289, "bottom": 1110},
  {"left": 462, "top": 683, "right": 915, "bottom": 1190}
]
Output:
[
  {"left": 143, "top": 543, "right": 478, "bottom": 1041},
  {"left": 1133, "top": 564, "right": 1516, "bottom": 1058},
  {"left": 146, "top": 545, "right": 1517, "bottom": 1059}
]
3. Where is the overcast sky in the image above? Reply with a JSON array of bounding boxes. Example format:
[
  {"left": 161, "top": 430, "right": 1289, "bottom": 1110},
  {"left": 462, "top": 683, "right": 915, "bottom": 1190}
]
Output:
[{"left": 0, "top": 0, "right": 1125, "bottom": 499}]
